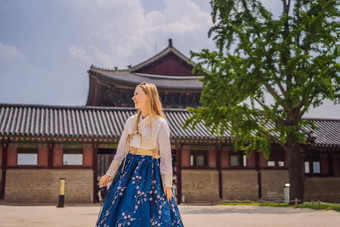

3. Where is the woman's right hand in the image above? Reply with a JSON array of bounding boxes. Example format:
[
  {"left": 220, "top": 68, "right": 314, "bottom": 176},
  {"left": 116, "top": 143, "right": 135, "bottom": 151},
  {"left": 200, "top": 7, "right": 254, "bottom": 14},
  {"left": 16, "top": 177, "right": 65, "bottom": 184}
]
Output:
[{"left": 99, "top": 174, "right": 112, "bottom": 188}]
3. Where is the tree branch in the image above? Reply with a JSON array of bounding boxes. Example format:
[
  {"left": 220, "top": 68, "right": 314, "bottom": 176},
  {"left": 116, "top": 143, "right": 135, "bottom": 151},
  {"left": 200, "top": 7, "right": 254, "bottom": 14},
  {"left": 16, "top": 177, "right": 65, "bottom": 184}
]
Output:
[
  {"left": 269, "top": 134, "right": 286, "bottom": 148},
  {"left": 299, "top": 95, "right": 315, "bottom": 119},
  {"left": 295, "top": 0, "right": 301, "bottom": 47},
  {"left": 276, "top": 81, "right": 287, "bottom": 96},
  {"left": 263, "top": 82, "right": 289, "bottom": 111},
  {"left": 259, "top": 128, "right": 286, "bottom": 148},
  {"left": 294, "top": 99, "right": 305, "bottom": 119},
  {"left": 253, "top": 96, "right": 288, "bottom": 126},
  {"left": 263, "top": 82, "right": 281, "bottom": 100},
  {"left": 299, "top": 106, "right": 308, "bottom": 120},
  {"left": 253, "top": 96, "right": 270, "bottom": 111}
]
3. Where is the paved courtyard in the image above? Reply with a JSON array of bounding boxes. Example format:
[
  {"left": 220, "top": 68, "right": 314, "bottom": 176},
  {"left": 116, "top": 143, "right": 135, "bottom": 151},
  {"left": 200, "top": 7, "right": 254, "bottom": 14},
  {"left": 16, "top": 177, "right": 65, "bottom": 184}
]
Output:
[{"left": 0, "top": 203, "right": 339, "bottom": 227}]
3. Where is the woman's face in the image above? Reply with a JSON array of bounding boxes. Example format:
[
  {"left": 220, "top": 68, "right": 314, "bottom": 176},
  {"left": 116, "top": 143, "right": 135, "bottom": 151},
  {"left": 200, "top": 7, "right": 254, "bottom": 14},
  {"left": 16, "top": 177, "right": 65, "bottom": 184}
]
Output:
[{"left": 132, "top": 86, "right": 148, "bottom": 110}]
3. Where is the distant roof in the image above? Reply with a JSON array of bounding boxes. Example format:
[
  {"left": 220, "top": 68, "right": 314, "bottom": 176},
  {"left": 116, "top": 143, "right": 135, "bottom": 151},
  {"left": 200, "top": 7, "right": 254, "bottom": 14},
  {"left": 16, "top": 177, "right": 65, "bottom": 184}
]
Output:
[
  {"left": 129, "top": 39, "right": 197, "bottom": 73},
  {"left": 88, "top": 39, "right": 206, "bottom": 91},
  {"left": 0, "top": 103, "right": 339, "bottom": 149},
  {"left": 89, "top": 67, "right": 203, "bottom": 91}
]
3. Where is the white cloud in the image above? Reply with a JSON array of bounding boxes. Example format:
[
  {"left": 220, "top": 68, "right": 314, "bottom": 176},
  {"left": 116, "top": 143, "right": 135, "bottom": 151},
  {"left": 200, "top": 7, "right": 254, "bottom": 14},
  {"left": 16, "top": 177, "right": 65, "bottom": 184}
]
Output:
[
  {"left": 0, "top": 42, "right": 26, "bottom": 62},
  {"left": 147, "top": 0, "right": 212, "bottom": 34},
  {"left": 68, "top": 45, "right": 92, "bottom": 65},
  {"left": 65, "top": 0, "right": 214, "bottom": 68}
]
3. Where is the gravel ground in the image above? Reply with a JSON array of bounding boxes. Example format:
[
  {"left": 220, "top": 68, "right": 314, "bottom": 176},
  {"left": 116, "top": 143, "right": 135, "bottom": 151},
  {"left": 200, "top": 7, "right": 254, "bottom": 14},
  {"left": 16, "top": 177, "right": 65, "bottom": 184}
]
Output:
[{"left": 0, "top": 203, "right": 339, "bottom": 227}]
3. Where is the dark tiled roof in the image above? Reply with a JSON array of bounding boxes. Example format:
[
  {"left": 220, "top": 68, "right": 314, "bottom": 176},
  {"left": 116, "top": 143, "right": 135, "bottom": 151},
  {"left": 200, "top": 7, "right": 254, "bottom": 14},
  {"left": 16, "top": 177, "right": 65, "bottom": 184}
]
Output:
[
  {"left": 89, "top": 67, "right": 203, "bottom": 91},
  {"left": 0, "top": 103, "right": 339, "bottom": 148},
  {"left": 0, "top": 104, "right": 219, "bottom": 142},
  {"left": 304, "top": 118, "right": 340, "bottom": 148},
  {"left": 0, "top": 104, "right": 134, "bottom": 139}
]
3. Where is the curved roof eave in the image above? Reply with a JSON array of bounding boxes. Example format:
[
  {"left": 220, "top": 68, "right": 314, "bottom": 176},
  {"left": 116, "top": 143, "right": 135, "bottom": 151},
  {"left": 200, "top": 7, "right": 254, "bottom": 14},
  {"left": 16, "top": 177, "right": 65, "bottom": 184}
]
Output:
[{"left": 89, "top": 69, "right": 203, "bottom": 91}]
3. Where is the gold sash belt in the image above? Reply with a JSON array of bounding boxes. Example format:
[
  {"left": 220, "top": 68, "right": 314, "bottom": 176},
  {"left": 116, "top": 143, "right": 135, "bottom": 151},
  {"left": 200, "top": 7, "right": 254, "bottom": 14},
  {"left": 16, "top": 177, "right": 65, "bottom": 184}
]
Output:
[{"left": 128, "top": 146, "right": 160, "bottom": 159}]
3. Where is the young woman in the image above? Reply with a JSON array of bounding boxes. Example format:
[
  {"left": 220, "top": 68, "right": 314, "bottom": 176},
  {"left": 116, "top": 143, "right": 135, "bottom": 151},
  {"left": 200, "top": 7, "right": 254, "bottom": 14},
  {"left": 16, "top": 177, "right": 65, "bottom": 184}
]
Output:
[{"left": 96, "top": 82, "right": 184, "bottom": 227}]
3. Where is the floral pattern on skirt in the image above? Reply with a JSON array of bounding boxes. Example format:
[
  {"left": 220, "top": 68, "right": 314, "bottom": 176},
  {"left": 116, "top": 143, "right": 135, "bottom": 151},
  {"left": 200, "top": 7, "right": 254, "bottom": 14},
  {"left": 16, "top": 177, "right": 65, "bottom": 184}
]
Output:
[{"left": 96, "top": 153, "right": 184, "bottom": 227}]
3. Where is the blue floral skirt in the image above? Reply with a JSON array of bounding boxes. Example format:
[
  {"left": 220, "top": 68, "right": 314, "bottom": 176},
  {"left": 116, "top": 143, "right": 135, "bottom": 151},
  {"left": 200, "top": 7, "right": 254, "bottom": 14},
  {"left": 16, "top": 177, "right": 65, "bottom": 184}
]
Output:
[{"left": 96, "top": 152, "right": 184, "bottom": 227}]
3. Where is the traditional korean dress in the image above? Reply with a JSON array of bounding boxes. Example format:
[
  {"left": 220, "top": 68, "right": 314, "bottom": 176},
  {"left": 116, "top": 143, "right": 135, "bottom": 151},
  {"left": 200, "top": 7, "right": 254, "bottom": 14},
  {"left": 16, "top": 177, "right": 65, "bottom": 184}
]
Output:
[{"left": 96, "top": 114, "right": 184, "bottom": 227}]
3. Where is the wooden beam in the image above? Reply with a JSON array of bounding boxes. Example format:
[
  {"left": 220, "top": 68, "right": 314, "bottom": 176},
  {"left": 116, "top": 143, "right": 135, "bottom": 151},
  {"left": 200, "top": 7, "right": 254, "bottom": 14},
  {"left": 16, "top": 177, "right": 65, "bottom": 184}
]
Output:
[
  {"left": 328, "top": 152, "right": 334, "bottom": 176},
  {"left": 255, "top": 151, "right": 262, "bottom": 199},
  {"left": 217, "top": 145, "right": 223, "bottom": 199},
  {"left": 93, "top": 143, "right": 98, "bottom": 203},
  {"left": 1, "top": 142, "right": 8, "bottom": 200},
  {"left": 48, "top": 143, "right": 53, "bottom": 168},
  {"left": 176, "top": 145, "right": 182, "bottom": 204}
]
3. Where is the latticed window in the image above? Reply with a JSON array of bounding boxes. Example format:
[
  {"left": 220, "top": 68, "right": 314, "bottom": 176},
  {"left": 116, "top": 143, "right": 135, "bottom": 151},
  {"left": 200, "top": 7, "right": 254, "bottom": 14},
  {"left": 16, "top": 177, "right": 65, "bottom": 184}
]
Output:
[
  {"left": 304, "top": 160, "right": 321, "bottom": 174},
  {"left": 230, "top": 152, "right": 247, "bottom": 167},
  {"left": 97, "top": 148, "right": 115, "bottom": 177},
  {"left": 17, "top": 148, "right": 38, "bottom": 165},
  {"left": 63, "top": 148, "right": 83, "bottom": 166},
  {"left": 267, "top": 150, "right": 285, "bottom": 167},
  {"left": 304, "top": 152, "right": 322, "bottom": 175},
  {"left": 159, "top": 92, "right": 166, "bottom": 103},
  {"left": 190, "top": 150, "right": 208, "bottom": 167}
]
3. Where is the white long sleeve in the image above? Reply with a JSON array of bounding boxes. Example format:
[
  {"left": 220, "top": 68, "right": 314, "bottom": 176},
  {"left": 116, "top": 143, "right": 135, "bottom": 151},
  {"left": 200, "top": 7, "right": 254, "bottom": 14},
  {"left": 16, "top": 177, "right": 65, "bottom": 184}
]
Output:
[
  {"left": 105, "top": 115, "right": 173, "bottom": 188},
  {"left": 158, "top": 119, "right": 173, "bottom": 188},
  {"left": 105, "top": 119, "right": 130, "bottom": 177}
]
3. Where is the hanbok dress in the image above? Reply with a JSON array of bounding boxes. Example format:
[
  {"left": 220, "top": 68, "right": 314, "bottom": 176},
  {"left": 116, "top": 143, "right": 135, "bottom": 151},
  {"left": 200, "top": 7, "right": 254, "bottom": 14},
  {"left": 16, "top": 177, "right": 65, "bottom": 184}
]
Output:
[{"left": 96, "top": 114, "right": 184, "bottom": 227}]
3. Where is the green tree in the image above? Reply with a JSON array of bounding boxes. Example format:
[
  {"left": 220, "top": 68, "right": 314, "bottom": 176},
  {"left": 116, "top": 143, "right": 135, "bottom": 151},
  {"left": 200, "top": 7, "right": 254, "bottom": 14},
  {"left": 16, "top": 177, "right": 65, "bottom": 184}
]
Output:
[{"left": 185, "top": 0, "right": 340, "bottom": 202}]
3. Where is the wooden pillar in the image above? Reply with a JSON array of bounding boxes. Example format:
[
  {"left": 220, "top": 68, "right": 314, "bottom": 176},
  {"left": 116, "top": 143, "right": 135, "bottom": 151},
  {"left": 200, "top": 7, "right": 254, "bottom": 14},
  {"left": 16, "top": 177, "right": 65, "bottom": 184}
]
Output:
[
  {"left": 1, "top": 142, "right": 8, "bottom": 200},
  {"left": 216, "top": 145, "right": 222, "bottom": 199},
  {"left": 255, "top": 151, "right": 262, "bottom": 199},
  {"left": 328, "top": 152, "right": 334, "bottom": 176},
  {"left": 184, "top": 92, "right": 189, "bottom": 108},
  {"left": 93, "top": 143, "right": 98, "bottom": 203},
  {"left": 164, "top": 91, "right": 168, "bottom": 108},
  {"left": 53, "top": 144, "right": 63, "bottom": 167},
  {"left": 176, "top": 145, "right": 182, "bottom": 204},
  {"left": 48, "top": 143, "right": 54, "bottom": 168}
]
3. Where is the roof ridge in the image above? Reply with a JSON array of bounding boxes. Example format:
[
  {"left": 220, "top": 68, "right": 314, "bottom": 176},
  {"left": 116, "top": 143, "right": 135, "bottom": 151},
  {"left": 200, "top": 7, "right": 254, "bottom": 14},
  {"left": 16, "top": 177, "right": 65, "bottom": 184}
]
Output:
[
  {"left": 303, "top": 117, "right": 340, "bottom": 122},
  {"left": 90, "top": 64, "right": 130, "bottom": 73},
  {"left": 0, "top": 103, "right": 192, "bottom": 113},
  {"left": 0, "top": 103, "right": 136, "bottom": 111},
  {"left": 135, "top": 72, "right": 203, "bottom": 79},
  {"left": 92, "top": 70, "right": 202, "bottom": 79},
  {"left": 3, "top": 103, "right": 337, "bottom": 121}
]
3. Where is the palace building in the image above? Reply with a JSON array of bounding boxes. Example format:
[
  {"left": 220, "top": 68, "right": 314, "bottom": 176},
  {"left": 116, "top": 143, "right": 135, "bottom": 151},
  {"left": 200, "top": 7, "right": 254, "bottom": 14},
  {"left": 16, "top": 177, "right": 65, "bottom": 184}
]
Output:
[
  {"left": 1, "top": 40, "right": 340, "bottom": 204},
  {"left": 86, "top": 39, "right": 202, "bottom": 108}
]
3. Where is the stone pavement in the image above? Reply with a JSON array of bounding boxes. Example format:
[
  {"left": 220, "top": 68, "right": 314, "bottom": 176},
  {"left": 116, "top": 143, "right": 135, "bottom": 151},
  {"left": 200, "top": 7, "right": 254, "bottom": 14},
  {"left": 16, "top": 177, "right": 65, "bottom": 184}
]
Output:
[{"left": 0, "top": 203, "right": 339, "bottom": 227}]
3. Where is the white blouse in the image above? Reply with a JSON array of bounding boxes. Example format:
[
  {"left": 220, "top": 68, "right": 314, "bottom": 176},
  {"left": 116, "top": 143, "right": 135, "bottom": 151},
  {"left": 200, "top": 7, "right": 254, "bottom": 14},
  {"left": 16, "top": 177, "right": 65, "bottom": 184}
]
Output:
[{"left": 105, "top": 114, "right": 173, "bottom": 188}]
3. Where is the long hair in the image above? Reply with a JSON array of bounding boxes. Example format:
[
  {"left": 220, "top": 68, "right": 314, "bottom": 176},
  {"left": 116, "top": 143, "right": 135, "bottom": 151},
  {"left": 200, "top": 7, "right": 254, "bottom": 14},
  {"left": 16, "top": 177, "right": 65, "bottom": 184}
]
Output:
[{"left": 133, "top": 82, "right": 165, "bottom": 135}]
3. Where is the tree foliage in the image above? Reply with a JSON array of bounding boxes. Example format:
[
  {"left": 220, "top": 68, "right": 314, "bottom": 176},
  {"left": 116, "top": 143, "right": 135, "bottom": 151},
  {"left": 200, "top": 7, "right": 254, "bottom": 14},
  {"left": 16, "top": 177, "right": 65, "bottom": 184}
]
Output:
[{"left": 185, "top": 0, "right": 340, "bottom": 158}]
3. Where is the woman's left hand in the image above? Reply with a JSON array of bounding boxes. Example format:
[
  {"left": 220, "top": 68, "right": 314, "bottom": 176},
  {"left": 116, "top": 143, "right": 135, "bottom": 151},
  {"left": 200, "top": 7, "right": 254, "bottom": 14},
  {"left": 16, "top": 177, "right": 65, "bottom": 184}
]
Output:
[{"left": 164, "top": 187, "right": 173, "bottom": 202}]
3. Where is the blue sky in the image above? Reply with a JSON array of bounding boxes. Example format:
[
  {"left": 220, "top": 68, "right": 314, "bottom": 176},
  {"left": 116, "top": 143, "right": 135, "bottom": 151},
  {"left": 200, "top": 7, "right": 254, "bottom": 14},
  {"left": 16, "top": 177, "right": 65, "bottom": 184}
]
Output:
[{"left": 0, "top": 0, "right": 339, "bottom": 119}]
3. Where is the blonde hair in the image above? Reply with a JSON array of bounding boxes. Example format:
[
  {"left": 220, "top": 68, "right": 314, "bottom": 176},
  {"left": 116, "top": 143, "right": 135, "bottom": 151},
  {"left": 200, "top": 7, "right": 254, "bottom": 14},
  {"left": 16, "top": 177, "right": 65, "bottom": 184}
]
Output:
[{"left": 134, "top": 82, "right": 165, "bottom": 133}]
